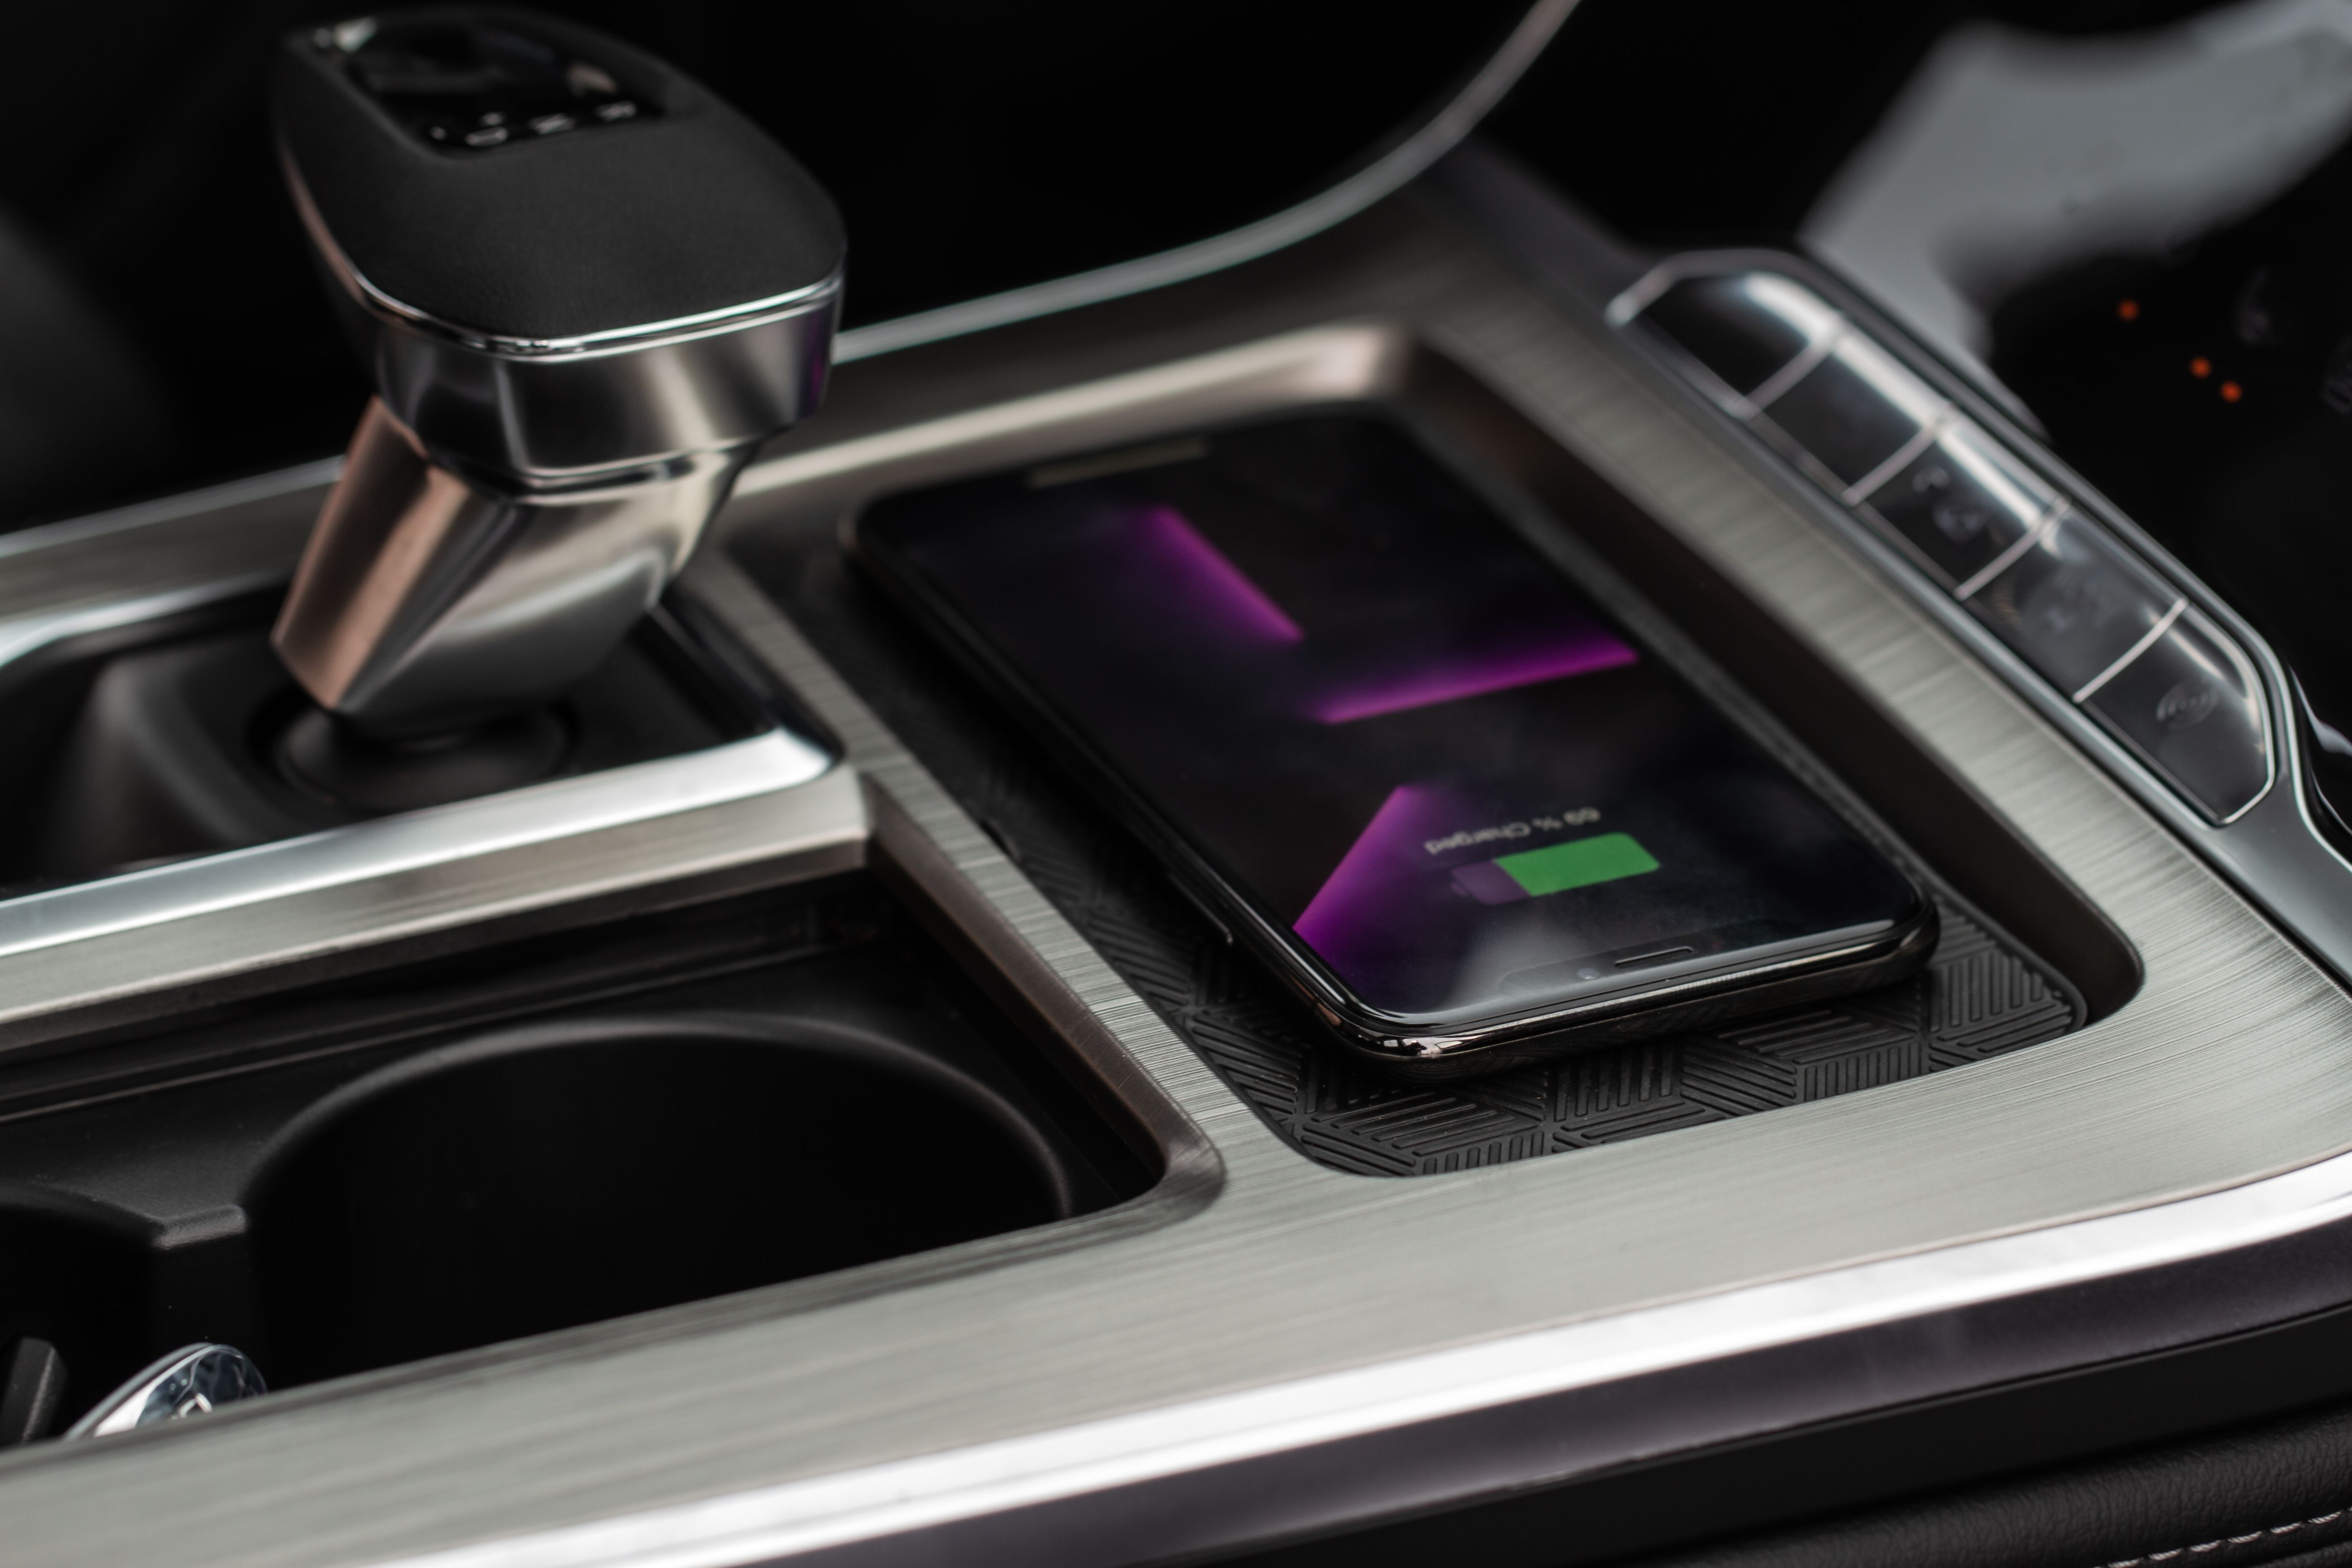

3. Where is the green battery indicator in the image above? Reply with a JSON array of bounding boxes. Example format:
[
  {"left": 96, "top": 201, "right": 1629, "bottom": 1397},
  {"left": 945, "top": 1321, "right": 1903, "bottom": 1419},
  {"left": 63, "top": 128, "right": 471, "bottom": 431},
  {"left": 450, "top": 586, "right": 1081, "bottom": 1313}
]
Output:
[{"left": 1453, "top": 832, "right": 1659, "bottom": 905}]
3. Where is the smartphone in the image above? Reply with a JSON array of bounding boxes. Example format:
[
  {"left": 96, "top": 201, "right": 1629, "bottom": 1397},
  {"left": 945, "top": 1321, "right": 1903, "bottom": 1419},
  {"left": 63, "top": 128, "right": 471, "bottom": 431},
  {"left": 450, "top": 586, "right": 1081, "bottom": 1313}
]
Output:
[{"left": 849, "top": 412, "right": 1935, "bottom": 1078}]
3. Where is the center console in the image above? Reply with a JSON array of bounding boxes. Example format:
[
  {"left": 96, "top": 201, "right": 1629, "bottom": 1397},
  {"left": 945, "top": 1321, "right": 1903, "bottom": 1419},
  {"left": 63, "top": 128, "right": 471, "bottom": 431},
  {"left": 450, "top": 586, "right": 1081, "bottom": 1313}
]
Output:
[{"left": 1, "top": 103, "right": 2351, "bottom": 1568}]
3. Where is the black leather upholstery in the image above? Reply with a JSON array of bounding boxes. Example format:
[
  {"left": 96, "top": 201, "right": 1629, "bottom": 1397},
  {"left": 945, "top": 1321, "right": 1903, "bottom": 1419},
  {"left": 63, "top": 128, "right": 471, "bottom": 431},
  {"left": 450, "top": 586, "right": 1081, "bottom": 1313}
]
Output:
[{"left": 1630, "top": 1400, "right": 2352, "bottom": 1568}]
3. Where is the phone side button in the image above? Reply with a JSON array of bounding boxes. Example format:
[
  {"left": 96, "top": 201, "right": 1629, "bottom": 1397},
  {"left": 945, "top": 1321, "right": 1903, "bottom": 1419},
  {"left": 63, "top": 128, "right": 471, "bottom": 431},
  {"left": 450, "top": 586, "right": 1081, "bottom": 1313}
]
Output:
[
  {"left": 2081, "top": 609, "right": 2272, "bottom": 822},
  {"left": 1166, "top": 872, "right": 1235, "bottom": 945},
  {"left": 1614, "top": 945, "right": 1695, "bottom": 970}
]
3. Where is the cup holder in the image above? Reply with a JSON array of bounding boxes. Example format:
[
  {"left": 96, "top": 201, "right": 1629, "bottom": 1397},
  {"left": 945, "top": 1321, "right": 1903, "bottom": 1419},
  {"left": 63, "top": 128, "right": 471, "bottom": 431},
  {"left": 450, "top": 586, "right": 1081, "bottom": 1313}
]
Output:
[
  {"left": 0, "top": 878, "right": 1147, "bottom": 1428},
  {"left": 247, "top": 1015, "right": 1078, "bottom": 1385}
]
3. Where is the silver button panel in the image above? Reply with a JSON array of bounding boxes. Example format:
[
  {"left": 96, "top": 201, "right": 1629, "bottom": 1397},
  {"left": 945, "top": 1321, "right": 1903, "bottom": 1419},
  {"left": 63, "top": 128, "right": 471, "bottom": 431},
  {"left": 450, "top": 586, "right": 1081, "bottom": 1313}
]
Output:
[{"left": 1617, "top": 267, "right": 2273, "bottom": 825}]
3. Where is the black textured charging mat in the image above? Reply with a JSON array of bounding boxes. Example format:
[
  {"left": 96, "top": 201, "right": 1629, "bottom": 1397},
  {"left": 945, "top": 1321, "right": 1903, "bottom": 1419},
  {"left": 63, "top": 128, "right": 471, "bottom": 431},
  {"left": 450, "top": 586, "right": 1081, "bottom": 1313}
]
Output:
[{"left": 736, "top": 539, "right": 2082, "bottom": 1178}]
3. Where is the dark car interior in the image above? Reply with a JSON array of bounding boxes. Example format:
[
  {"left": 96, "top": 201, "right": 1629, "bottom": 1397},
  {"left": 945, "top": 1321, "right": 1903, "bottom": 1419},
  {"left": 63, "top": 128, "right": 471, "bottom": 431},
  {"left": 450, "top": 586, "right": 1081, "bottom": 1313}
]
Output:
[
  {"left": 0, "top": 0, "right": 1530, "bottom": 525},
  {"left": 6, "top": 4, "right": 2352, "bottom": 1566}
]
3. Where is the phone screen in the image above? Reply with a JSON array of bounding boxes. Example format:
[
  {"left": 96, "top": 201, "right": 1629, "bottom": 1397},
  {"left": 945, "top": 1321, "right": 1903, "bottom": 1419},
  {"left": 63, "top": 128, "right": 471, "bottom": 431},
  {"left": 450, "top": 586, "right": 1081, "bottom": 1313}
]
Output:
[{"left": 858, "top": 414, "right": 1921, "bottom": 1028}]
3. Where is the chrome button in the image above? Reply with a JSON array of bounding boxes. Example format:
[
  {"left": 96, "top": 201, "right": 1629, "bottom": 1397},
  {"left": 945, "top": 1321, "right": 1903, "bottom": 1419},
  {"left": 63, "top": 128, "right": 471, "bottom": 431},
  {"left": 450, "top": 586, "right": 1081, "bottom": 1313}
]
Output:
[
  {"left": 1858, "top": 417, "right": 2060, "bottom": 588},
  {"left": 1636, "top": 272, "right": 1837, "bottom": 400},
  {"left": 1967, "top": 510, "right": 2179, "bottom": 695},
  {"left": 2082, "top": 608, "right": 2273, "bottom": 822},
  {"left": 1754, "top": 330, "right": 1948, "bottom": 487}
]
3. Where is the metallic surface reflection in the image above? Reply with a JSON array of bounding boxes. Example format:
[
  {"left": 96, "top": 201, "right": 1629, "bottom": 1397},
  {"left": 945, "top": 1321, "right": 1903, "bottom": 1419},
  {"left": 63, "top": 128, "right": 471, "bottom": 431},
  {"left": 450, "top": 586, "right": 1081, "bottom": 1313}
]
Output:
[
  {"left": 274, "top": 402, "right": 750, "bottom": 735},
  {"left": 63, "top": 1344, "right": 266, "bottom": 1440}
]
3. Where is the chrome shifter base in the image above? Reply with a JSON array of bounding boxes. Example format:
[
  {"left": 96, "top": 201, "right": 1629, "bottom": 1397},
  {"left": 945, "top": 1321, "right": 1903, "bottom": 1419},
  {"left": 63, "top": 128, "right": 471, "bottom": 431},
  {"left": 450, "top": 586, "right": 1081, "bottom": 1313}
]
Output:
[{"left": 272, "top": 401, "right": 750, "bottom": 737}]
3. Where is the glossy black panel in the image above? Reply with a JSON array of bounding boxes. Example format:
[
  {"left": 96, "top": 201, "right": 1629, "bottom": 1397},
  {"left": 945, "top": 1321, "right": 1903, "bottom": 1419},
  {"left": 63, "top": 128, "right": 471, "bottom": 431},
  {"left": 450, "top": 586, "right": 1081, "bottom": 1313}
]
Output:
[
  {"left": 1759, "top": 336, "right": 1940, "bottom": 488},
  {"left": 1641, "top": 274, "right": 1816, "bottom": 397},
  {"left": 273, "top": 9, "right": 843, "bottom": 340},
  {"left": 1858, "top": 420, "right": 2058, "bottom": 588},
  {"left": 338, "top": 15, "right": 657, "bottom": 152},
  {"left": 1968, "top": 511, "right": 2176, "bottom": 696}
]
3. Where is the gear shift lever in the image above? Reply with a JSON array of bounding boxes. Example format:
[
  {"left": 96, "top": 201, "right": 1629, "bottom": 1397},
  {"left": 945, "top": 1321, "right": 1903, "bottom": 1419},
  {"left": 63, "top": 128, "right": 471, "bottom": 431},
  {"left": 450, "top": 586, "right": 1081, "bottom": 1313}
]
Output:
[{"left": 269, "top": 10, "right": 843, "bottom": 738}]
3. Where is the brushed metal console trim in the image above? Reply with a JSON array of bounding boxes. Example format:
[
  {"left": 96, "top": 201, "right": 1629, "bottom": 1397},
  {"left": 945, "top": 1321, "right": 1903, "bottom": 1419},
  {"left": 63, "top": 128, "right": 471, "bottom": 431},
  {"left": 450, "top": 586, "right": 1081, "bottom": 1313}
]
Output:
[
  {"left": 9, "top": 193, "right": 2352, "bottom": 1568},
  {"left": 0, "top": 456, "right": 343, "bottom": 564}
]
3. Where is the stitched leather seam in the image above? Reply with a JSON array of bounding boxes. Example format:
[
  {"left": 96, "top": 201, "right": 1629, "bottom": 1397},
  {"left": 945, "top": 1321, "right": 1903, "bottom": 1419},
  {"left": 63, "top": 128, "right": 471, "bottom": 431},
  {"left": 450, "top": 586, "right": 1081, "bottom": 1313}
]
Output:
[{"left": 2101, "top": 1508, "right": 2350, "bottom": 1566}]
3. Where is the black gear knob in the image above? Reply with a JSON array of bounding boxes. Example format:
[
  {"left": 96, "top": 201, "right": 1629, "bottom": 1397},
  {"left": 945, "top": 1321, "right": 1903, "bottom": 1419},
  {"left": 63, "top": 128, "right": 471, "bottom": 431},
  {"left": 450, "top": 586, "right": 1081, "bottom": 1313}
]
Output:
[{"left": 269, "top": 10, "right": 843, "bottom": 735}]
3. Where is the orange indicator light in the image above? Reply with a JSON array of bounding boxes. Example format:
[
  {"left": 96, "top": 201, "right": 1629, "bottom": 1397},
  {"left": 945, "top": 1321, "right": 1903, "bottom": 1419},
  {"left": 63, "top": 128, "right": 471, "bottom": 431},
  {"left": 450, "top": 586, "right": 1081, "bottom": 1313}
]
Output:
[
  {"left": 2221, "top": 381, "right": 2244, "bottom": 402},
  {"left": 2190, "top": 356, "right": 2212, "bottom": 378},
  {"left": 2117, "top": 299, "right": 2141, "bottom": 321}
]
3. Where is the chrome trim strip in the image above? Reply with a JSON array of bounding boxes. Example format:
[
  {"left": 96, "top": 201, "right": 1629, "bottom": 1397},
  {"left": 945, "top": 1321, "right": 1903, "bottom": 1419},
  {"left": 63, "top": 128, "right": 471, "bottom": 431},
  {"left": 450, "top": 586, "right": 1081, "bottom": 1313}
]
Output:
[
  {"left": 1600, "top": 265, "right": 1672, "bottom": 326},
  {"left": 2202, "top": 604, "right": 2281, "bottom": 825},
  {"left": 1953, "top": 500, "right": 2066, "bottom": 601},
  {"left": 378, "top": 1144, "right": 2352, "bottom": 1568},
  {"left": 1744, "top": 322, "right": 1842, "bottom": 412},
  {"left": 1840, "top": 407, "right": 1950, "bottom": 506},
  {"left": 0, "top": 582, "right": 277, "bottom": 667},
  {"left": 0, "top": 730, "right": 832, "bottom": 962},
  {"left": 2074, "top": 598, "right": 2186, "bottom": 705},
  {"left": 735, "top": 324, "right": 1418, "bottom": 502},
  {"left": 828, "top": 0, "right": 1581, "bottom": 365},
  {"left": 0, "top": 457, "right": 341, "bottom": 564}
]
